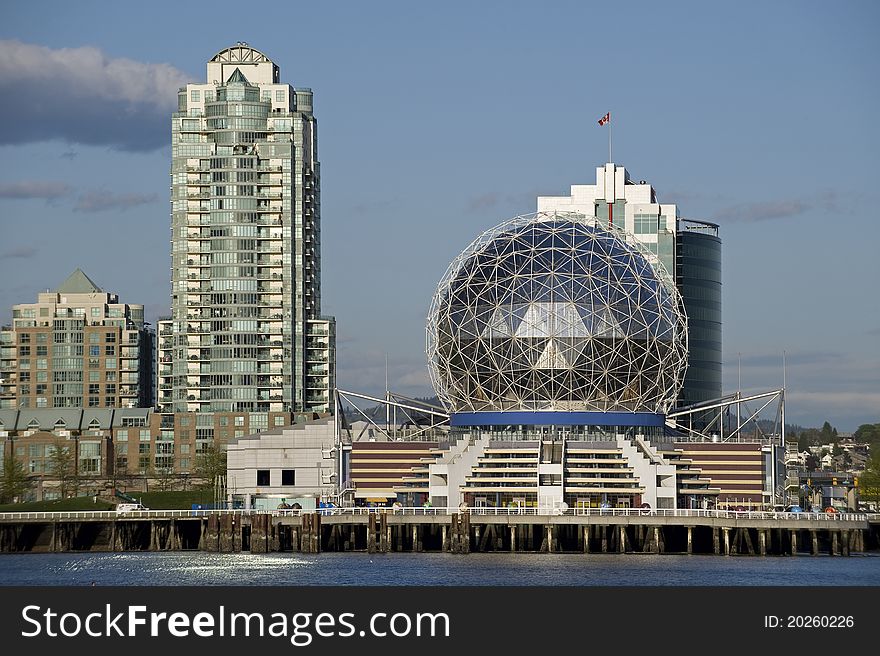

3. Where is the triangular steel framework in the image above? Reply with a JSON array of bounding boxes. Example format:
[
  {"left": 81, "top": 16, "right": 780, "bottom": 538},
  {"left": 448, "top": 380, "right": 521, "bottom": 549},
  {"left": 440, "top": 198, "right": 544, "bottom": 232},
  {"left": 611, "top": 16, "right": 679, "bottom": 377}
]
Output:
[{"left": 426, "top": 211, "right": 688, "bottom": 414}]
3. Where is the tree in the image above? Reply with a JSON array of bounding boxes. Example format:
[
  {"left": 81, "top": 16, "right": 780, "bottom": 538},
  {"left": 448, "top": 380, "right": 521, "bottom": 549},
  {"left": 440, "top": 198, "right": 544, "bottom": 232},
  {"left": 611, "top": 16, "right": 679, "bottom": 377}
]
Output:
[
  {"left": 0, "top": 456, "right": 33, "bottom": 503},
  {"left": 48, "top": 440, "right": 78, "bottom": 498},
  {"left": 155, "top": 466, "right": 176, "bottom": 492},
  {"left": 854, "top": 423, "right": 880, "bottom": 447},
  {"left": 820, "top": 421, "right": 836, "bottom": 443},
  {"left": 832, "top": 442, "right": 843, "bottom": 457},
  {"left": 797, "top": 432, "right": 810, "bottom": 453},
  {"left": 859, "top": 452, "right": 880, "bottom": 509},
  {"left": 194, "top": 445, "right": 226, "bottom": 490}
]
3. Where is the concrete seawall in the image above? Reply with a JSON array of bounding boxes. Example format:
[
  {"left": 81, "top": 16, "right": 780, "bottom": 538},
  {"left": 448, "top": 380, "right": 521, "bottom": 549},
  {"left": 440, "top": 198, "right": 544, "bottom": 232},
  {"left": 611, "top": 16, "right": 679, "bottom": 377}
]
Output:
[{"left": 1, "top": 510, "right": 876, "bottom": 556}]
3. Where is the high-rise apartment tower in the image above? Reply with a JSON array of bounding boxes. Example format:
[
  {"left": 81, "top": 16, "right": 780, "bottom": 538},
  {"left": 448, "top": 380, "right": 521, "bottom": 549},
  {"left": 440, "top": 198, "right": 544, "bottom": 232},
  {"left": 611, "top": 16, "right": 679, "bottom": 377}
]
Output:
[{"left": 158, "top": 44, "right": 335, "bottom": 415}]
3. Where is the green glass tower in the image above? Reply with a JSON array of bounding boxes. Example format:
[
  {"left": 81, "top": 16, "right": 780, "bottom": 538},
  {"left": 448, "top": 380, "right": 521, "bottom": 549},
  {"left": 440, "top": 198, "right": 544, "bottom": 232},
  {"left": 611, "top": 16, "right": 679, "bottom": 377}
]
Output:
[{"left": 158, "top": 44, "right": 335, "bottom": 415}]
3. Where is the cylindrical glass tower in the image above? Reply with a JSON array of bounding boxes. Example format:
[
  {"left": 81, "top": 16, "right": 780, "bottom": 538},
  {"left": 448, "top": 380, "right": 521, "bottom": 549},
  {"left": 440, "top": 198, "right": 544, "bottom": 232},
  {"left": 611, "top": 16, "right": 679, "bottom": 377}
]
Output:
[{"left": 675, "top": 220, "right": 722, "bottom": 409}]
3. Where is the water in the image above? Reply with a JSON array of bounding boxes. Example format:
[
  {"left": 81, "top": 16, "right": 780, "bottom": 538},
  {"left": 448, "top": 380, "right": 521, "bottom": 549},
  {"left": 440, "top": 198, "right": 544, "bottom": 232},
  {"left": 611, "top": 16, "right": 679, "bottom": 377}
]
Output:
[{"left": 1, "top": 552, "right": 879, "bottom": 586}]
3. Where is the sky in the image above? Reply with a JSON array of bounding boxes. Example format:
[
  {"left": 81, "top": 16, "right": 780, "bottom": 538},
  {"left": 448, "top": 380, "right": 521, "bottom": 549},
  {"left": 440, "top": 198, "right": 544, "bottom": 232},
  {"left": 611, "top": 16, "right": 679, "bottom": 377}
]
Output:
[{"left": 0, "top": 0, "right": 877, "bottom": 431}]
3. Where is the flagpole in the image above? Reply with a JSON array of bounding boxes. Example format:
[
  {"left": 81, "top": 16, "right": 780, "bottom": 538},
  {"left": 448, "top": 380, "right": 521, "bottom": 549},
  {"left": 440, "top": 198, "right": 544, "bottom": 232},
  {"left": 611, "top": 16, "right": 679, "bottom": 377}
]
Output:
[{"left": 608, "top": 116, "right": 612, "bottom": 163}]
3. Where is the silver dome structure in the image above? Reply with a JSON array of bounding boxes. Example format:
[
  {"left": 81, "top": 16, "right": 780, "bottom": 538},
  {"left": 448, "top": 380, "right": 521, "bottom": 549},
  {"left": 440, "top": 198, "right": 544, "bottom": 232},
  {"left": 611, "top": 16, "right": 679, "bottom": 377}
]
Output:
[{"left": 426, "top": 211, "right": 688, "bottom": 416}]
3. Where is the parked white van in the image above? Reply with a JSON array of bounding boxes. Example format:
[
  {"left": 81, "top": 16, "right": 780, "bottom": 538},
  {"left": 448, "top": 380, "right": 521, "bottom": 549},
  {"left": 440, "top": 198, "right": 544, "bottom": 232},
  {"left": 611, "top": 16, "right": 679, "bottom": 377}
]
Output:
[{"left": 116, "top": 503, "right": 149, "bottom": 513}]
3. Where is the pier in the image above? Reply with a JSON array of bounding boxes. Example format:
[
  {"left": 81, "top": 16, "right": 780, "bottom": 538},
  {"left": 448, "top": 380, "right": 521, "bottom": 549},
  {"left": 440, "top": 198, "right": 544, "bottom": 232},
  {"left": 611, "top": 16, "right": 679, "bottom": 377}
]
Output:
[{"left": 1, "top": 508, "right": 875, "bottom": 557}]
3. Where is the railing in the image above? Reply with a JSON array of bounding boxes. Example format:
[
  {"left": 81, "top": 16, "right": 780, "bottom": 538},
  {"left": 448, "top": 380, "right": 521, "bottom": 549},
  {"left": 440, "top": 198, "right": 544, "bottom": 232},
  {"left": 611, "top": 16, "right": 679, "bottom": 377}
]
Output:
[
  {"left": 0, "top": 508, "right": 869, "bottom": 522},
  {"left": 0, "top": 510, "right": 248, "bottom": 521}
]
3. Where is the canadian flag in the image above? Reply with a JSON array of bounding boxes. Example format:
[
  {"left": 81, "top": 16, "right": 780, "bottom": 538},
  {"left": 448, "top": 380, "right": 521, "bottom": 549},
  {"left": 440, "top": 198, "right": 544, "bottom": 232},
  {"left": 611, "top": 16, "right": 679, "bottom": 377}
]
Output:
[{"left": 598, "top": 112, "right": 610, "bottom": 126}]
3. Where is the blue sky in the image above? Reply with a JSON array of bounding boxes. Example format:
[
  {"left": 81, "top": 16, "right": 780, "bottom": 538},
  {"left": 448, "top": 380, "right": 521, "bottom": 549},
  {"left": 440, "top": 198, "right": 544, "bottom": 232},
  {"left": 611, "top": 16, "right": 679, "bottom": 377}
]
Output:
[{"left": 0, "top": 0, "right": 877, "bottom": 431}]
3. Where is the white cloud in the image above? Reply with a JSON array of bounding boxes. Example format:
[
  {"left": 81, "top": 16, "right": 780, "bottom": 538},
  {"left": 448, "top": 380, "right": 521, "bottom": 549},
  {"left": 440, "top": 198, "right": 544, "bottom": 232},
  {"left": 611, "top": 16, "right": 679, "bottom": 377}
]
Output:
[
  {"left": 0, "top": 39, "right": 187, "bottom": 108},
  {"left": 0, "top": 40, "right": 191, "bottom": 150}
]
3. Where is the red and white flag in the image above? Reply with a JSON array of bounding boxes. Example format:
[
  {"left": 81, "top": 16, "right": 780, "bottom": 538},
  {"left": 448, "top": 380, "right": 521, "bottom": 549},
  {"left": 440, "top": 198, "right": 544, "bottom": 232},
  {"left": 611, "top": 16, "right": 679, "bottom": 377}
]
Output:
[{"left": 597, "top": 112, "right": 610, "bottom": 126}]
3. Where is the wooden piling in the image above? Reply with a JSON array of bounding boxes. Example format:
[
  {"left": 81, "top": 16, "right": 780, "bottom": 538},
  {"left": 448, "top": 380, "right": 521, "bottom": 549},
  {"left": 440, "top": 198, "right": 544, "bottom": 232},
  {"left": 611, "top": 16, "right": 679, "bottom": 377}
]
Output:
[{"left": 367, "top": 514, "right": 377, "bottom": 554}]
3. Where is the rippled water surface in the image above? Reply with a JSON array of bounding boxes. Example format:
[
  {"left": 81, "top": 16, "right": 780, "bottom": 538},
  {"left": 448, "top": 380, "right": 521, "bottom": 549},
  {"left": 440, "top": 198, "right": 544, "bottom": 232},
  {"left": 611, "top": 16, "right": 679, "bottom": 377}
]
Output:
[{"left": 1, "top": 552, "right": 878, "bottom": 586}]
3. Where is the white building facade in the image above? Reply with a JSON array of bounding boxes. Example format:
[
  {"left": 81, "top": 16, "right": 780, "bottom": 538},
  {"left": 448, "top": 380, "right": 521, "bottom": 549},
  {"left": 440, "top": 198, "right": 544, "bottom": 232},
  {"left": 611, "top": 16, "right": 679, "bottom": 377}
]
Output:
[
  {"left": 226, "top": 416, "right": 337, "bottom": 510},
  {"left": 538, "top": 163, "right": 678, "bottom": 282}
]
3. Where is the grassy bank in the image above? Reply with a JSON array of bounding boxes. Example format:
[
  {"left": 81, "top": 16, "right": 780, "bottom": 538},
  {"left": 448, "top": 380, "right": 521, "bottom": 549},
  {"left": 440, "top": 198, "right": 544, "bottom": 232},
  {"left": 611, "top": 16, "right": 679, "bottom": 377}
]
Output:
[{"left": 0, "top": 489, "right": 217, "bottom": 512}]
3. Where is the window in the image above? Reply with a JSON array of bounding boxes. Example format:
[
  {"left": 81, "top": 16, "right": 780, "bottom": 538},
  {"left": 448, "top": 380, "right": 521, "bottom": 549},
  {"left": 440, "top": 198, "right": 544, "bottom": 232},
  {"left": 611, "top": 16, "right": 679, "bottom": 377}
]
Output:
[
  {"left": 105, "top": 332, "right": 116, "bottom": 343},
  {"left": 36, "top": 345, "right": 47, "bottom": 356},
  {"left": 256, "top": 470, "right": 270, "bottom": 486},
  {"left": 105, "top": 345, "right": 115, "bottom": 356},
  {"left": 634, "top": 213, "right": 659, "bottom": 235},
  {"left": 281, "top": 470, "right": 295, "bottom": 486},
  {"left": 191, "top": 89, "right": 200, "bottom": 103},
  {"left": 139, "top": 429, "right": 151, "bottom": 442},
  {"left": 105, "top": 358, "right": 116, "bottom": 369},
  {"left": 116, "top": 430, "right": 128, "bottom": 442},
  {"left": 19, "top": 346, "right": 30, "bottom": 355},
  {"left": 91, "top": 307, "right": 101, "bottom": 318},
  {"left": 89, "top": 371, "right": 100, "bottom": 382},
  {"left": 90, "top": 346, "right": 100, "bottom": 356},
  {"left": 274, "top": 416, "right": 286, "bottom": 427},
  {"left": 19, "top": 334, "right": 31, "bottom": 343}
]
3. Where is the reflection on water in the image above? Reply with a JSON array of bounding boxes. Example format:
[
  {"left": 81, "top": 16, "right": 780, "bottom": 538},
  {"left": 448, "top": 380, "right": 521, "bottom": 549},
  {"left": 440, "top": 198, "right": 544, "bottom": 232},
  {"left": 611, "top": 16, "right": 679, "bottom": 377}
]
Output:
[{"left": 1, "top": 552, "right": 879, "bottom": 586}]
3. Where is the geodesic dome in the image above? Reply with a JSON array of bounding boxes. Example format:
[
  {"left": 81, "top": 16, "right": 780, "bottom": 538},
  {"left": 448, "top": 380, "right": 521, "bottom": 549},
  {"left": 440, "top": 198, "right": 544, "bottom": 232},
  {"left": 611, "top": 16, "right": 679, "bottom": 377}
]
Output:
[{"left": 426, "top": 212, "right": 688, "bottom": 415}]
